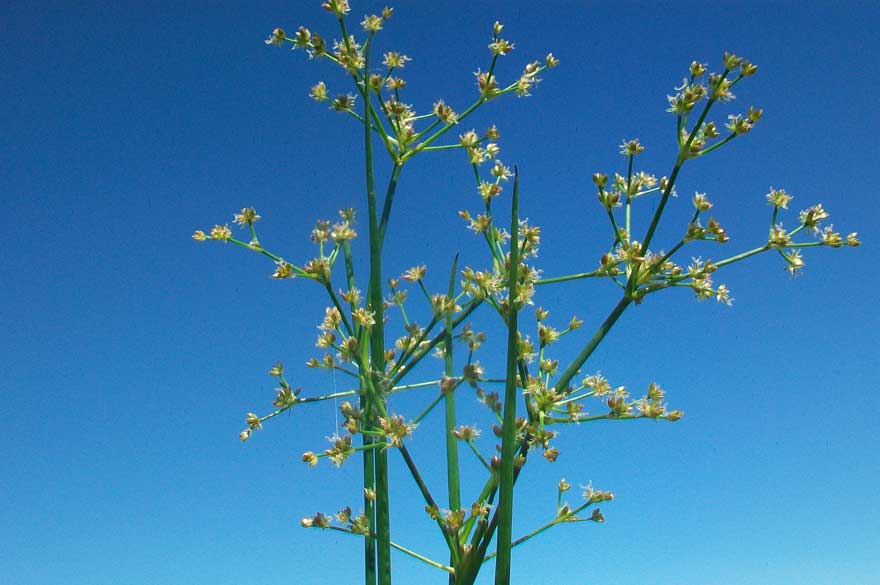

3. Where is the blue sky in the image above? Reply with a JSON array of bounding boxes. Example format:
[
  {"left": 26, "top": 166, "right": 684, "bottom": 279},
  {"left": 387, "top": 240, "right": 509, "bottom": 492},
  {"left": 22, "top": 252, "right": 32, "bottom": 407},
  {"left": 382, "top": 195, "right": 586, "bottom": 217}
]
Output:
[{"left": 2, "top": 1, "right": 878, "bottom": 584}]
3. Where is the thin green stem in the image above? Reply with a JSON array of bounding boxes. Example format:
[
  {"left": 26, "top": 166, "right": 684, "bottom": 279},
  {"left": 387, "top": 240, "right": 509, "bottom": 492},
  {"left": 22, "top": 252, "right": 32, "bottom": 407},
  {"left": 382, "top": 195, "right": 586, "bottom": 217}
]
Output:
[
  {"left": 378, "top": 163, "right": 404, "bottom": 250},
  {"left": 325, "top": 283, "right": 355, "bottom": 336},
  {"left": 625, "top": 154, "right": 634, "bottom": 242},
  {"left": 411, "top": 392, "right": 446, "bottom": 426},
  {"left": 325, "top": 527, "right": 454, "bottom": 574},
  {"left": 606, "top": 207, "right": 623, "bottom": 246},
  {"left": 481, "top": 501, "right": 595, "bottom": 563},
  {"left": 697, "top": 132, "right": 736, "bottom": 156},
  {"left": 642, "top": 70, "right": 730, "bottom": 254},
  {"left": 641, "top": 243, "right": 773, "bottom": 296},
  {"left": 553, "top": 296, "right": 632, "bottom": 393},
  {"left": 465, "top": 440, "right": 491, "bottom": 471},
  {"left": 419, "top": 143, "right": 465, "bottom": 151},
  {"left": 296, "top": 388, "right": 358, "bottom": 405},
  {"left": 389, "top": 542, "right": 454, "bottom": 574},
  {"left": 398, "top": 444, "right": 460, "bottom": 563},
  {"left": 714, "top": 243, "right": 770, "bottom": 268},
  {"left": 535, "top": 270, "right": 603, "bottom": 286},
  {"left": 342, "top": 108, "right": 397, "bottom": 148}
]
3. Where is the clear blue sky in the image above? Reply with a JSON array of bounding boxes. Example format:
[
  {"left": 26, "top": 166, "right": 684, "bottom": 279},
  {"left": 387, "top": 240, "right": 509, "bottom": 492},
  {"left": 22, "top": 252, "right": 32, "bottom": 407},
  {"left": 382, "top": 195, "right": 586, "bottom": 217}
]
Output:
[{"left": 2, "top": 2, "right": 877, "bottom": 584}]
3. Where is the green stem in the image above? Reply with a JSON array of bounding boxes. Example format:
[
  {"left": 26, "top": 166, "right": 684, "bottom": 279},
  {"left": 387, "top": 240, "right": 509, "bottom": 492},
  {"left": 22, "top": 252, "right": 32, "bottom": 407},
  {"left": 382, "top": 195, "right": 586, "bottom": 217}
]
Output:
[
  {"left": 463, "top": 442, "right": 530, "bottom": 585},
  {"left": 342, "top": 108, "right": 396, "bottom": 147},
  {"left": 606, "top": 207, "right": 622, "bottom": 246},
  {"left": 494, "top": 168, "right": 521, "bottom": 585},
  {"left": 465, "top": 440, "right": 491, "bottom": 471},
  {"left": 326, "top": 527, "right": 454, "bottom": 574},
  {"left": 444, "top": 255, "right": 462, "bottom": 515},
  {"left": 641, "top": 243, "right": 773, "bottom": 296},
  {"left": 389, "top": 542, "right": 454, "bottom": 574},
  {"left": 411, "top": 391, "right": 446, "bottom": 425},
  {"left": 296, "top": 388, "right": 358, "bottom": 405},
  {"left": 398, "top": 444, "right": 460, "bottom": 563},
  {"left": 625, "top": 154, "right": 634, "bottom": 241},
  {"left": 697, "top": 132, "right": 736, "bottom": 156},
  {"left": 356, "top": 30, "right": 392, "bottom": 585},
  {"left": 361, "top": 373, "right": 378, "bottom": 585},
  {"left": 535, "top": 270, "right": 602, "bottom": 286},
  {"left": 378, "top": 163, "right": 404, "bottom": 250},
  {"left": 419, "top": 143, "right": 465, "bottom": 151},
  {"left": 481, "top": 501, "right": 595, "bottom": 563},
  {"left": 553, "top": 296, "right": 631, "bottom": 393},
  {"left": 325, "top": 283, "right": 355, "bottom": 336},
  {"left": 714, "top": 244, "right": 770, "bottom": 268},
  {"left": 642, "top": 71, "right": 729, "bottom": 253}
]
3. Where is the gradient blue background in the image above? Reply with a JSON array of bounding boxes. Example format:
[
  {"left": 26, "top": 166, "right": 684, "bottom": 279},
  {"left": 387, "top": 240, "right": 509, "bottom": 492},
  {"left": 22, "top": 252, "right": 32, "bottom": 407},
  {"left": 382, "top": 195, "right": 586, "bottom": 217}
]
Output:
[{"left": 2, "top": 2, "right": 877, "bottom": 584}]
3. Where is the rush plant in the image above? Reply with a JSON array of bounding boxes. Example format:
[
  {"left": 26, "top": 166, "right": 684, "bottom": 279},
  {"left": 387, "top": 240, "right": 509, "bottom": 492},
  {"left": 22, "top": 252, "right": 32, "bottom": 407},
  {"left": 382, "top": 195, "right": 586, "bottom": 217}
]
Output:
[{"left": 193, "top": 3, "right": 858, "bottom": 584}]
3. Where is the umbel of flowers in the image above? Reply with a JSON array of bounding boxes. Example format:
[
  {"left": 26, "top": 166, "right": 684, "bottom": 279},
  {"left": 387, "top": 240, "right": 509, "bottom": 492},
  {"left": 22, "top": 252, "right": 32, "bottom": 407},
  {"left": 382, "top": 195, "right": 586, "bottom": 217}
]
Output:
[{"left": 194, "top": 3, "right": 858, "bottom": 584}]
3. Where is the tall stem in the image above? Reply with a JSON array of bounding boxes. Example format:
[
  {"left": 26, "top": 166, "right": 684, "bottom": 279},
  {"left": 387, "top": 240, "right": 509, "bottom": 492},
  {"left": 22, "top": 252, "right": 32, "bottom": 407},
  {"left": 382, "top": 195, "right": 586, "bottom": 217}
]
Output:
[
  {"left": 360, "top": 34, "right": 393, "bottom": 585},
  {"left": 444, "top": 255, "right": 462, "bottom": 585},
  {"left": 347, "top": 244, "right": 377, "bottom": 585},
  {"left": 494, "top": 169, "right": 521, "bottom": 585}
]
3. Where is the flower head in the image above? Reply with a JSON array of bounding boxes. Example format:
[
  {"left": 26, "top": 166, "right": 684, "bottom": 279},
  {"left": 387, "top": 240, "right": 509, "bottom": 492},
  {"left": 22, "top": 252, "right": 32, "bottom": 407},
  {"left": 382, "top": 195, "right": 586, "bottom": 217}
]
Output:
[
  {"left": 619, "top": 139, "right": 645, "bottom": 156},
  {"left": 210, "top": 225, "right": 232, "bottom": 241},
  {"left": 233, "top": 207, "right": 261, "bottom": 227},
  {"left": 766, "top": 187, "right": 793, "bottom": 209},
  {"left": 265, "top": 28, "right": 286, "bottom": 46}
]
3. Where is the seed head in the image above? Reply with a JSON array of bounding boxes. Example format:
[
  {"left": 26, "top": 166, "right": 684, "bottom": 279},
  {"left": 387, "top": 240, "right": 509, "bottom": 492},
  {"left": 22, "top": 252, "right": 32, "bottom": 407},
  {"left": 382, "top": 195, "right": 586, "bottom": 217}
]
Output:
[
  {"left": 383, "top": 51, "right": 411, "bottom": 69},
  {"left": 401, "top": 265, "right": 427, "bottom": 281},
  {"left": 800, "top": 204, "right": 830, "bottom": 232},
  {"left": 453, "top": 425, "right": 480, "bottom": 441},
  {"left": 693, "top": 192, "right": 713, "bottom": 212},
  {"left": 293, "top": 26, "right": 311, "bottom": 47},
  {"left": 233, "top": 207, "right": 261, "bottom": 227},
  {"left": 489, "top": 38, "right": 515, "bottom": 56},
  {"left": 331, "top": 93, "right": 357, "bottom": 111},
  {"left": 740, "top": 60, "right": 758, "bottom": 77},
  {"left": 210, "top": 224, "right": 232, "bottom": 241},
  {"left": 246, "top": 413, "right": 262, "bottom": 430},
  {"left": 265, "top": 28, "right": 285, "bottom": 46},
  {"left": 433, "top": 100, "right": 458, "bottom": 124},
  {"left": 690, "top": 61, "right": 707, "bottom": 77},
  {"left": 321, "top": 0, "right": 350, "bottom": 16},
  {"left": 722, "top": 51, "right": 743, "bottom": 71},
  {"left": 766, "top": 187, "right": 793, "bottom": 209},
  {"left": 361, "top": 14, "right": 383, "bottom": 32},
  {"left": 272, "top": 260, "right": 295, "bottom": 279},
  {"left": 619, "top": 139, "right": 645, "bottom": 156}
]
